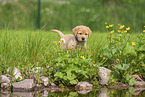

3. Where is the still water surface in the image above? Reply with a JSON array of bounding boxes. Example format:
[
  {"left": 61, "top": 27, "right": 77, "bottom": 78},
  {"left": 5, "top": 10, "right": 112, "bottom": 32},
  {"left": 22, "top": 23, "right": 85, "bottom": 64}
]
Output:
[{"left": 0, "top": 87, "right": 145, "bottom": 97}]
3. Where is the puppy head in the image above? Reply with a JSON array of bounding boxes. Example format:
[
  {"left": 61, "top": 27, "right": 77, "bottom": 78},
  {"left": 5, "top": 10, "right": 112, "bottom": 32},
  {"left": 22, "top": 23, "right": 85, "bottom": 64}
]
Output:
[{"left": 72, "top": 25, "right": 92, "bottom": 42}]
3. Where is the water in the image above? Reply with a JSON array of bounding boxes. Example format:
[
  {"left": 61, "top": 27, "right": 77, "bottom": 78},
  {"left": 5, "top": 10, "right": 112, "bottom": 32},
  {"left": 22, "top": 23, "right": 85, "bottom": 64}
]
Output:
[{"left": 1, "top": 87, "right": 145, "bottom": 97}]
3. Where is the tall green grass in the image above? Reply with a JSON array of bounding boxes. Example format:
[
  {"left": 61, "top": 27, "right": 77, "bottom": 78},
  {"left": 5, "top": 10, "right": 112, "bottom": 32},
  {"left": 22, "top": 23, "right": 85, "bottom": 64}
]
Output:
[{"left": 0, "top": 30, "right": 106, "bottom": 74}]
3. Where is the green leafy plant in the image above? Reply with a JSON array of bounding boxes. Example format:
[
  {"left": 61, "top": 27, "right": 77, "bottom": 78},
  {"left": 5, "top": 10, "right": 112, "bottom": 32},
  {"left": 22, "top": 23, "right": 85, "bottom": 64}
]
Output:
[
  {"left": 47, "top": 43, "right": 100, "bottom": 86},
  {"left": 103, "top": 23, "right": 145, "bottom": 85}
]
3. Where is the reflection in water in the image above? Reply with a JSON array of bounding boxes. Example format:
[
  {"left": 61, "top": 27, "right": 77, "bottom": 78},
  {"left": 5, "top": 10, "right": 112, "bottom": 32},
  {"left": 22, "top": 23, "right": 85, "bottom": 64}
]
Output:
[
  {"left": 0, "top": 87, "right": 145, "bottom": 97},
  {"left": 98, "top": 88, "right": 109, "bottom": 97}
]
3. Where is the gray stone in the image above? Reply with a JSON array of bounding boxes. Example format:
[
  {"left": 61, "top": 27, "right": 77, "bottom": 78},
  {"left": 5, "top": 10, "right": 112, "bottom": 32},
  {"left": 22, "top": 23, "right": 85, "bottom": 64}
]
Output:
[
  {"left": 75, "top": 81, "right": 93, "bottom": 90},
  {"left": 98, "top": 88, "right": 109, "bottom": 97},
  {"left": 108, "top": 82, "right": 129, "bottom": 89},
  {"left": 31, "top": 67, "right": 43, "bottom": 73},
  {"left": 13, "top": 92, "right": 34, "bottom": 97},
  {"left": 0, "top": 93, "right": 10, "bottom": 97},
  {"left": 132, "top": 87, "right": 145, "bottom": 96},
  {"left": 29, "top": 67, "right": 44, "bottom": 78},
  {"left": 75, "top": 81, "right": 92, "bottom": 94},
  {"left": 1, "top": 83, "right": 9, "bottom": 88},
  {"left": 0, "top": 75, "right": 10, "bottom": 83},
  {"left": 98, "top": 67, "right": 111, "bottom": 85},
  {"left": 41, "top": 90, "right": 48, "bottom": 96},
  {"left": 134, "top": 81, "right": 145, "bottom": 87},
  {"left": 40, "top": 76, "right": 49, "bottom": 86},
  {"left": 51, "top": 82, "right": 57, "bottom": 88},
  {"left": 12, "top": 79, "right": 35, "bottom": 91},
  {"left": 7, "top": 67, "right": 22, "bottom": 80},
  {"left": 77, "top": 89, "right": 92, "bottom": 94}
]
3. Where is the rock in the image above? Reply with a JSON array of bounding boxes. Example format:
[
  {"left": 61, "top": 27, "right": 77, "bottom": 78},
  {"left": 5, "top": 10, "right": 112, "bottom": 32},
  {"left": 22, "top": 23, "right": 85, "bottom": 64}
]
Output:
[
  {"left": 75, "top": 81, "right": 92, "bottom": 94},
  {"left": 132, "top": 87, "right": 145, "bottom": 96},
  {"left": 31, "top": 67, "right": 43, "bottom": 73},
  {"left": 1, "top": 83, "right": 9, "bottom": 88},
  {"left": 29, "top": 67, "right": 44, "bottom": 78},
  {"left": 133, "top": 74, "right": 143, "bottom": 81},
  {"left": 98, "top": 67, "right": 111, "bottom": 85},
  {"left": 75, "top": 81, "right": 93, "bottom": 90},
  {"left": 98, "top": 88, "right": 109, "bottom": 97},
  {"left": 41, "top": 90, "right": 48, "bottom": 96},
  {"left": 0, "top": 75, "right": 10, "bottom": 83},
  {"left": 7, "top": 67, "right": 22, "bottom": 80},
  {"left": 12, "top": 79, "right": 35, "bottom": 92},
  {"left": 0, "top": 92, "right": 10, "bottom": 97},
  {"left": 13, "top": 92, "right": 34, "bottom": 97},
  {"left": 134, "top": 81, "right": 145, "bottom": 87},
  {"left": 40, "top": 76, "right": 49, "bottom": 86},
  {"left": 107, "top": 82, "right": 129, "bottom": 89},
  {"left": 51, "top": 82, "right": 57, "bottom": 88},
  {"left": 77, "top": 89, "right": 92, "bottom": 94}
]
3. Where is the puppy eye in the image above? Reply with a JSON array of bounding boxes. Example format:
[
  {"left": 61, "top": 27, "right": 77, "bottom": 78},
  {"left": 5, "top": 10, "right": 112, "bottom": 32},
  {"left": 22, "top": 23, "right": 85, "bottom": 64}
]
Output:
[
  {"left": 79, "top": 33, "right": 82, "bottom": 35},
  {"left": 85, "top": 34, "right": 87, "bottom": 35}
]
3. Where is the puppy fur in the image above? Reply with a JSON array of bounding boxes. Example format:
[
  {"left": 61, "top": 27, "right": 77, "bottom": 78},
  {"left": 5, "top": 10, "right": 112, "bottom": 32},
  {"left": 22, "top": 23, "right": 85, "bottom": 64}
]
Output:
[{"left": 51, "top": 25, "right": 92, "bottom": 50}]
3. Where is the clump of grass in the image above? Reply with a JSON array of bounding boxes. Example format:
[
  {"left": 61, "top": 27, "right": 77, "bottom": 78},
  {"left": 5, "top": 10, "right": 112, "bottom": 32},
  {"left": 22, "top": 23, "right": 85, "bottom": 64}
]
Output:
[{"left": 0, "top": 29, "right": 106, "bottom": 85}]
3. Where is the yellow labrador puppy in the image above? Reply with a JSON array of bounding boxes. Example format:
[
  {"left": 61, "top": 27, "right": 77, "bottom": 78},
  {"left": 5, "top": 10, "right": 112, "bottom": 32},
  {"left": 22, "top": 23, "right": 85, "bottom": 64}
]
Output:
[{"left": 51, "top": 25, "right": 92, "bottom": 50}]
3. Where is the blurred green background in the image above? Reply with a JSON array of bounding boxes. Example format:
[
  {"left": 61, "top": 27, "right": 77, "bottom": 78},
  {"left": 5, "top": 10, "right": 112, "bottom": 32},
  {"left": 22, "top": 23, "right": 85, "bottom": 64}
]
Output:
[{"left": 0, "top": 0, "right": 145, "bottom": 32}]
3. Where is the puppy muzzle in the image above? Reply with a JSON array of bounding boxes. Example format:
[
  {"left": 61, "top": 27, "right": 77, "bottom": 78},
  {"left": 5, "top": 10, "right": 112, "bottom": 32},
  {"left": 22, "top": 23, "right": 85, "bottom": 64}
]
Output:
[{"left": 82, "top": 37, "right": 85, "bottom": 41}]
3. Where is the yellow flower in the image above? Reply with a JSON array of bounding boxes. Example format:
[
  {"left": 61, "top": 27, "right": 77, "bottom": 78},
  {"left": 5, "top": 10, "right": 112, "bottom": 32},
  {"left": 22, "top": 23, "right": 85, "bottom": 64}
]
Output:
[
  {"left": 106, "top": 26, "right": 109, "bottom": 28},
  {"left": 105, "top": 22, "right": 107, "bottom": 24},
  {"left": 118, "top": 24, "right": 120, "bottom": 26},
  {"left": 117, "top": 30, "right": 121, "bottom": 33},
  {"left": 80, "top": 56, "right": 85, "bottom": 59},
  {"left": 58, "top": 40, "right": 62, "bottom": 43},
  {"left": 126, "top": 27, "right": 130, "bottom": 31},
  {"left": 143, "top": 30, "right": 145, "bottom": 32},
  {"left": 144, "top": 26, "right": 145, "bottom": 27},
  {"left": 53, "top": 41, "right": 57, "bottom": 43},
  {"left": 119, "top": 34, "right": 122, "bottom": 36},
  {"left": 78, "top": 48, "right": 81, "bottom": 50},
  {"left": 103, "top": 57, "right": 106, "bottom": 60},
  {"left": 132, "top": 42, "right": 136, "bottom": 46},
  {"left": 110, "top": 30, "right": 114, "bottom": 34},
  {"left": 109, "top": 24, "right": 114, "bottom": 27},
  {"left": 81, "top": 52, "right": 84, "bottom": 54},
  {"left": 119, "top": 25, "right": 125, "bottom": 29},
  {"left": 124, "top": 30, "right": 127, "bottom": 33}
]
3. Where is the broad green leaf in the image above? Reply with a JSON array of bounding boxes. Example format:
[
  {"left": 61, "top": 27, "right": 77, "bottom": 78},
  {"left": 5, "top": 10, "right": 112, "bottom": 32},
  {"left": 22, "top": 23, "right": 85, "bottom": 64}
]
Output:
[
  {"left": 115, "top": 63, "right": 130, "bottom": 70},
  {"left": 70, "top": 80, "right": 78, "bottom": 85},
  {"left": 56, "top": 63, "right": 64, "bottom": 67},
  {"left": 68, "top": 58, "right": 74, "bottom": 63},
  {"left": 128, "top": 87, "right": 136, "bottom": 94},
  {"left": 124, "top": 44, "right": 136, "bottom": 56},
  {"left": 55, "top": 57, "right": 62, "bottom": 62},
  {"left": 66, "top": 70, "right": 76, "bottom": 80},
  {"left": 112, "top": 48, "right": 120, "bottom": 54},
  {"left": 54, "top": 72, "right": 64, "bottom": 79},
  {"left": 68, "top": 92, "right": 78, "bottom": 97},
  {"left": 102, "top": 51, "right": 112, "bottom": 58},
  {"left": 129, "top": 78, "right": 136, "bottom": 86},
  {"left": 125, "top": 73, "right": 132, "bottom": 81}
]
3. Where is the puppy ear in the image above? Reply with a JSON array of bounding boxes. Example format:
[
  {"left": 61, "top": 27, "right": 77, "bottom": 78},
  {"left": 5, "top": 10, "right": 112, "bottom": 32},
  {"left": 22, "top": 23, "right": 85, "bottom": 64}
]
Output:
[
  {"left": 72, "top": 26, "right": 79, "bottom": 36},
  {"left": 87, "top": 27, "right": 92, "bottom": 38}
]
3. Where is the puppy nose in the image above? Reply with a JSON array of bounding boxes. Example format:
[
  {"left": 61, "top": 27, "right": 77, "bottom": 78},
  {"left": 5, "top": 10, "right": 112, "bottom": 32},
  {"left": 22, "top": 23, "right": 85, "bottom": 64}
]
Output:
[{"left": 82, "top": 37, "right": 85, "bottom": 41}]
